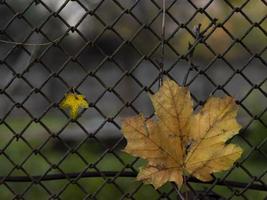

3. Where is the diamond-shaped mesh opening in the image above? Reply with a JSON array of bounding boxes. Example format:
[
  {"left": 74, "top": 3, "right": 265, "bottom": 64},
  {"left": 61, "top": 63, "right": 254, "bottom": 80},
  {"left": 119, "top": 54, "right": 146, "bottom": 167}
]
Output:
[
  {"left": 59, "top": 0, "right": 87, "bottom": 27},
  {"left": 0, "top": 0, "right": 266, "bottom": 199},
  {"left": 205, "top": 1, "right": 233, "bottom": 23},
  {"left": 132, "top": 28, "right": 160, "bottom": 55},
  {"left": 96, "top": 0, "right": 123, "bottom": 24},
  {"left": 131, "top": 1, "right": 160, "bottom": 24},
  {"left": 41, "top": 15, "right": 68, "bottom": 39},
  {"left": 169, "top": 0, "right": 196, "bottom": 24},
  {"left": 5, "top": 18, "right": 32, "bottom": 42},
  {"left": 113, "top": 13, "right": 141, "bottom": 41},
  {"left": 169, "top": 28, "right": 195, "bottom": 55},
  {"left": 243, "top": 26, "right": 267, "bottom": 53},
  {"left": 206, "top": 27, "right": 234, "bottom": 55},
  {"left": 242, "top": 0, "right": 267, "bottom": 22}
]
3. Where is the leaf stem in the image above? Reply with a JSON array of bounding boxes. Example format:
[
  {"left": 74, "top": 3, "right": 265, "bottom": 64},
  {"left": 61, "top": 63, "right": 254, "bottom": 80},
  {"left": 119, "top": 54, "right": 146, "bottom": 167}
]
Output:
[{"left": 173, "top": 183, "right": 185, "bottom": 200}]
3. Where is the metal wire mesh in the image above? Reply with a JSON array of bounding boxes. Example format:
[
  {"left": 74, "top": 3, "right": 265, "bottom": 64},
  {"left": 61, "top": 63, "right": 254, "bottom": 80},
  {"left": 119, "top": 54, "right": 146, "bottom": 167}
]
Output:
[{"left": 0, "top": 0, "right": 267, "bottom": 199}]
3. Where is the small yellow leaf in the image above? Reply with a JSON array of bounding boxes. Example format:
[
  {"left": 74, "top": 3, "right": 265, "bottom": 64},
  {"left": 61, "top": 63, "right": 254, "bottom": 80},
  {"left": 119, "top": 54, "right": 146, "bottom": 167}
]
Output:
[
  {"left": 60, "top": 92, "right": 88, "bottom": 119},
  {"left": 121, "top": 79, "right": 243, "bottom": 189}
]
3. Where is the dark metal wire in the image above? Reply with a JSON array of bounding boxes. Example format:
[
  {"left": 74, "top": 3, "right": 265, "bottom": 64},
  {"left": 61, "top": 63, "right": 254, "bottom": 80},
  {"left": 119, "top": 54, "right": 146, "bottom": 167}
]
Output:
[
  {"left": 0, "top": 0, "right": 266, "bottom": 199},
  {"left": 2, "top": 171, "right": 266, "bottom": 192}
]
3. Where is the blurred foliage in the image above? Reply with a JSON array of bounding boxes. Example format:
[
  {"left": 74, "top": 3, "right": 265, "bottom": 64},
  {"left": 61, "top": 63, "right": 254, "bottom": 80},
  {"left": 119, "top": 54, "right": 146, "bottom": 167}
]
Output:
[{"left": 0, "top": 117, "right": 266, "bottom": 199}]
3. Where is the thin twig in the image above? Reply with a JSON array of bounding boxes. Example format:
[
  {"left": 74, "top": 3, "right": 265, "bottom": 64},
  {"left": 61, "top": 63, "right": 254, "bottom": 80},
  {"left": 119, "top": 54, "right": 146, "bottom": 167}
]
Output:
[
  {"left": 182, "top": 24, "right": 203, "bottom": 86},
  {"left": 159, "top": 0, "right": 166, "bottom": 88},
  {"left": 182, "top": 42, "right": 194, "bottom": 86},
  {"left": 0, "top": 35, "right": 64, "bottom": 46}
]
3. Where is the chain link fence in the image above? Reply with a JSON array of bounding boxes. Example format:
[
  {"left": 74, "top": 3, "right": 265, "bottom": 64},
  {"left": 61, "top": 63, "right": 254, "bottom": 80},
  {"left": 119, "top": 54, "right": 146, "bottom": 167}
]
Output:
[{"left": 0, "top": 0, "right": 266, "bottom": 199}]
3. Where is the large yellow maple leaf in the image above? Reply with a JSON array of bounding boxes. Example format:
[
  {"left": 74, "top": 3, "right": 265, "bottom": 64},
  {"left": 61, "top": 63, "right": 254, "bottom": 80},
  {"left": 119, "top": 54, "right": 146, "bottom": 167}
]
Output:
[{"left": 122, "top": 79, "right": 243, "bottom": 189}]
